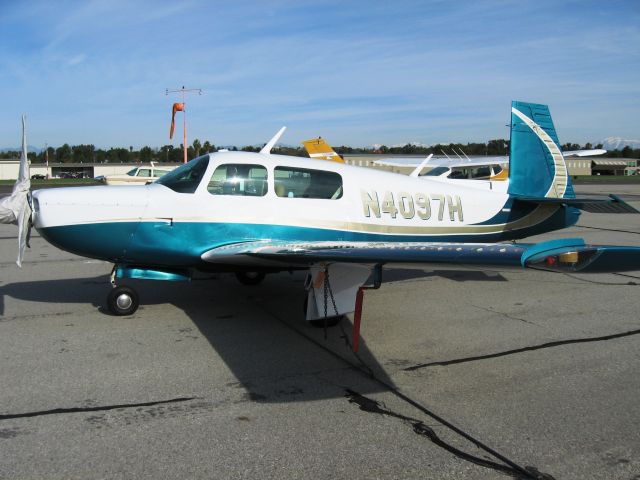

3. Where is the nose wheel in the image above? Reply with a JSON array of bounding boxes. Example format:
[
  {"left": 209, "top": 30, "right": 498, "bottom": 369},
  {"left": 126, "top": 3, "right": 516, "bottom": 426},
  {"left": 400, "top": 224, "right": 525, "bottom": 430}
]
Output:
[{"left": 107, "top": 285, "right": 139, "bottom": 316}]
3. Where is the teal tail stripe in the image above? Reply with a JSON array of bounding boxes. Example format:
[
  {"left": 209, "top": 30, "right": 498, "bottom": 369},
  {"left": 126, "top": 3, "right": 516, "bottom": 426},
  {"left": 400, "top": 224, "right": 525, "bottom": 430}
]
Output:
[{"left": 509, "top": 100, "right": 575, "bottom": 199}]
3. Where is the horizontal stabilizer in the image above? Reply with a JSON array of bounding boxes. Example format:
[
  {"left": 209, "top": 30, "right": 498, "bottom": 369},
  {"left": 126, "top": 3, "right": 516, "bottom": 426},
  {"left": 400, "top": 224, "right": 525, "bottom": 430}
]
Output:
[
  {"left": 522, "top": 238, "right": 640, "bottom": 273},
  {"left": 514, "top": 194, "right": 639, "bottom": 213}
]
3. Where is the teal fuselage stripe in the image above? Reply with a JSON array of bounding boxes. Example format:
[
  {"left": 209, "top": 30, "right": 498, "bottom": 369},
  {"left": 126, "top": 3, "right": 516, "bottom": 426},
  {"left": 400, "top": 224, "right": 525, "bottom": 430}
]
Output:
[{"left": 38, "top": 207, "right": 579, "bottom": 267}]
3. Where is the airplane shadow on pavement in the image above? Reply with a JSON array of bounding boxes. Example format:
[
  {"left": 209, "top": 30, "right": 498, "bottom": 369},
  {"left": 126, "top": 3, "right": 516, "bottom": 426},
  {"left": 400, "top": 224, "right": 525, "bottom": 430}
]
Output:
[
  {"left": 1, "top": 271, "right": 391, "bottom": 402},
  {"left": 0, "top": 268, "right": 506, "bottom": 404}
]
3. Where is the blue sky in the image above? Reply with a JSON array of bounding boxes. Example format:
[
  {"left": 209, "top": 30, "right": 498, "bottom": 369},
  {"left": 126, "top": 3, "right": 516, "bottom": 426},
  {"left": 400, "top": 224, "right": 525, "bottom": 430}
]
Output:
[{"left": 1, "top": 0, "right": 639, "bottom": 149}]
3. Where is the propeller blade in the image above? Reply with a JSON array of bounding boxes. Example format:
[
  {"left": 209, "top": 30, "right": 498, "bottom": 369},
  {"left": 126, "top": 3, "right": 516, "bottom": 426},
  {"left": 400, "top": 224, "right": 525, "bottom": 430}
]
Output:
[{"left": 0, "top": 115, "right": 33, "bottom": 267}]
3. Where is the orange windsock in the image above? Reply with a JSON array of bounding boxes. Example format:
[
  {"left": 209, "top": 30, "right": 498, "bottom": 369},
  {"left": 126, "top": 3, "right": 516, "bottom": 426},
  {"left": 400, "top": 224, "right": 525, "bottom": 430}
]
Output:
[{"left": 169, "top": 103, "right": 184, "bottom": 139}]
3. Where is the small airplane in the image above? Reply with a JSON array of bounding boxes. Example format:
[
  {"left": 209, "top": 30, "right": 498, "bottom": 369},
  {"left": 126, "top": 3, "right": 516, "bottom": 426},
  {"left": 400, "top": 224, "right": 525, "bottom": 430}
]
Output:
[
  {"left": 97, "top": 162, "right": 175, "bottom": 186},
  {"left": 2, "top": 102, "right": 639, "bottom": 351},
  {"left": 301, "top": 137, "right": 344, "bottom": 163},
  {"left": 303, "top": 136, "right": 604, "bottom": 193}
]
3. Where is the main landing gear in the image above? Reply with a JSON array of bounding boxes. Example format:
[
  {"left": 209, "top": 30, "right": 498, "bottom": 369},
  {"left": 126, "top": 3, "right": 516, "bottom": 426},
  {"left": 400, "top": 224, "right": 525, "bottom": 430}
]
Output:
[{"left": 235, "top": 271, "right": 266, "bottom": 285}]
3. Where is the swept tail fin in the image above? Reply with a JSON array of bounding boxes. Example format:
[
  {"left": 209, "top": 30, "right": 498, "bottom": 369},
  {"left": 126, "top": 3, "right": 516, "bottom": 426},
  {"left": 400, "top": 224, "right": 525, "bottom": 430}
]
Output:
[
  {"left": 302, "top": 137, "right": 344, "bottom": 163},
  {"left": 508, "top": 101, "right": 575, "bottom": 199}
]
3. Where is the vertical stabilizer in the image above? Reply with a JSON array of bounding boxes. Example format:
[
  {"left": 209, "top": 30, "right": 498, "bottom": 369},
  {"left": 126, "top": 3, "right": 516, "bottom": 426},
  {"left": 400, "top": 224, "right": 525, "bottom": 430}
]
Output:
[
  {"left": 508, "top": 101, "right": 575, "bottom": 199},
  {"left": 302, "top": 137, "right": 344, "bottom": 163}
]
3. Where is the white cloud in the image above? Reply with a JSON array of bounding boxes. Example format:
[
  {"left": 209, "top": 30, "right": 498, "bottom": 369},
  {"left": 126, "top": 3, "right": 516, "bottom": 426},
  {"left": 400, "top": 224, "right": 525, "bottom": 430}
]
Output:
[{"left": 66, "top": 54, "right": 86, "bottom": 67}]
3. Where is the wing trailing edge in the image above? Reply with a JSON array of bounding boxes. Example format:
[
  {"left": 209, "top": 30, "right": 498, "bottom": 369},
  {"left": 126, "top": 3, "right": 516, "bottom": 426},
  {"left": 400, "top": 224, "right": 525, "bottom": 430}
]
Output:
[{"left": 513, "top": 194, "right": 639, "bottom": 214}]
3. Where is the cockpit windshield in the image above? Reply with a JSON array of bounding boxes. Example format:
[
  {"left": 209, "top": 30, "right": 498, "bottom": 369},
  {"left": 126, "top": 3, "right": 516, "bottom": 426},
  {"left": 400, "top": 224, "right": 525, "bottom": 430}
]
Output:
[
  {"left": 156, "top": 155, "right": 209, "bottom": 193},
  {"left": 126, "top": 168, "right": 138, "bottom": 176}
]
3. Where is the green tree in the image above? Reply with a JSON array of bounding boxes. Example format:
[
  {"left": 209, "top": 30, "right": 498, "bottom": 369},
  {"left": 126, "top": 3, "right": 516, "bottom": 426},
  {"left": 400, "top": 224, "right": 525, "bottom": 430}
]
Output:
[
  {"left": 56, "top": 144, "right": 72, "bottom": 162},
  {"left": 168, "top": 146, "right": 183, "bottom": 163},
  {"left": 139, "top": 146, "right": 153, "bottom": 163},
  {"left": 72, "top": 144, "right": 95, "bottom": 163},
  {"left": 562, "top": 143, "right": 581, "bottom": 151},
  {"left": 107, "top": 148, "right": 130, "bottom": 163},
  {"left": 202, "top": 140, "right": 215, "bottom": 153},
  {"left": 192, "top": 138, "right": 202, "bottom": 157}
]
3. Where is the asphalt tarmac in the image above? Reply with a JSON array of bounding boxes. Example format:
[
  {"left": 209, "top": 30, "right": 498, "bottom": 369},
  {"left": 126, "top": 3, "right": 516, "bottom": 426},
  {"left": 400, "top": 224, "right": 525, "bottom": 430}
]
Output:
[{"left": 1, "top": 184, "right": 639, "bottom": 479}]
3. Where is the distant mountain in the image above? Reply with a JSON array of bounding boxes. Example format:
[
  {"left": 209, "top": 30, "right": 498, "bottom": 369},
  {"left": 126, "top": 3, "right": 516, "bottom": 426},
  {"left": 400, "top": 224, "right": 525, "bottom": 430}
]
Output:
[
  {"left": 0, "top": 145, "right": 43, "bottom": 154},
  {"left": 602, "top": 137, "right": 640, "bottom": 150}
]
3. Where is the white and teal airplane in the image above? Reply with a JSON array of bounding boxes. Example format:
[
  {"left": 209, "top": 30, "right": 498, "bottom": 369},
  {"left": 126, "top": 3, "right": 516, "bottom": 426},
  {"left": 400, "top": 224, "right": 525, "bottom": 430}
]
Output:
[{"left": 2, "top": 102, "right": 640, "bottom": 335}]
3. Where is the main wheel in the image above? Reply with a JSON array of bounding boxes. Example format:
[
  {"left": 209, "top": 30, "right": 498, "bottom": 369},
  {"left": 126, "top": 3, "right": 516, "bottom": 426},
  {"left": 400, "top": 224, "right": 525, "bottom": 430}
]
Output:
[
  {"left": 107, "top": 286, "right": 139, "bottom": 316},
  {"left": 235, "top": 271, "right": 266, "bottom": 286}
]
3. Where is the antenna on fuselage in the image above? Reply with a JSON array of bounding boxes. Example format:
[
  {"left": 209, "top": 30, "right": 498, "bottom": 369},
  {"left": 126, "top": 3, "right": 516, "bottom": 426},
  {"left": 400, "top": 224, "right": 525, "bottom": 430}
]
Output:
[
  {"left": 260, "top": 126, "right": 287, "bottom": 154},
  {"left": 409, "top": 154, "right": 433, "bottom": 178},
  {"left": 458, "top": 148, "right": 471, "bottom": 161},
  {"left": 440, "top": 149, "right": 452, "bottom": 160}
]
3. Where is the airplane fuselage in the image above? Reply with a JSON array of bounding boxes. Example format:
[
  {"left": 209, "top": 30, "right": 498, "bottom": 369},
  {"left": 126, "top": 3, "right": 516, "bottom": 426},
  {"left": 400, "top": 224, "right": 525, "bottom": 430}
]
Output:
[{"left": 32, "top": 151, "right": 580, "bottom": 270}]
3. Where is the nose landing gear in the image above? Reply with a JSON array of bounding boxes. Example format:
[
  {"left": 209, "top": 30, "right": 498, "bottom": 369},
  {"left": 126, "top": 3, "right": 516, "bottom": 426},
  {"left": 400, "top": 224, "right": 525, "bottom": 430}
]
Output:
[
  {"left": 107, "top": 285, "right": 140, "bottom": 316},
  {"left": 107, "top": 267, "right": 139, "bottom": 316}
]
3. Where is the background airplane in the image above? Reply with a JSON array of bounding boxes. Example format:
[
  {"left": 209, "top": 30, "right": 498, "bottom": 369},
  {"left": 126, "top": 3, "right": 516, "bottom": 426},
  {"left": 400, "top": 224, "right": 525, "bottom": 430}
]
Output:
[
  {"left": 97, "top": 162, "right": 175, "bottom": 185},
  {"left": 1, "top": 103, "right": 639, "bottom": 348},
  {"left": 301, "top": 137, "right": 344, "bottom": 163},
  {"left": 303, "top": 136, "right": 605, "bottom": 193}
]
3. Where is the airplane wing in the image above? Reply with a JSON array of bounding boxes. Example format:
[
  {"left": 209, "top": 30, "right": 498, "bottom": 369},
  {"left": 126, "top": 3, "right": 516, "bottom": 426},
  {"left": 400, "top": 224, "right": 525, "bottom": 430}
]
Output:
[
  {"left": 562, "top": 149, "right": 607, "bottom": 157},
  {"left": 373, "top": 157, "right": 508, "bottom": 168},
  {"left": 202, "top": 238, "right": 640, "bottom": 273},
  {"left": 514, "top": 194, "right": 640, "bottom": 214},
  {"left": 203, "top": 236, "right": 640, "bottom": 326}
]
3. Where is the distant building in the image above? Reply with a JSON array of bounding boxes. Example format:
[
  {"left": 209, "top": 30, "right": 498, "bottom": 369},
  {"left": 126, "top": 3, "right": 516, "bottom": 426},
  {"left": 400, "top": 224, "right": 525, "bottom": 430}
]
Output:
[
  {"left": 340, "top": 154, "right": 636, "bottom": 177},
  {"left": 0, "top": 161, "right": 181, "bottom": 180}
]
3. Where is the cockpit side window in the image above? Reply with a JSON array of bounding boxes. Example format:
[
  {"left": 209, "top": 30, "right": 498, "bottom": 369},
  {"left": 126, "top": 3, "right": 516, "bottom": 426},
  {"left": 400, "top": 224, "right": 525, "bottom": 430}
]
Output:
[
  {"left": 448, "top": 168, "right": 468, "bottom": 179},
  {"left": 207, "top": 164, "right": 268, "bottom": 196},
  {"left": 156, "top": 155, "right": 209, "bottom": 193},
  {"left": 421, "top": 166, "right": 449, "bottom": 177},
  {"left": 274, "top": 166, "right": 342, "bottom": 199}
]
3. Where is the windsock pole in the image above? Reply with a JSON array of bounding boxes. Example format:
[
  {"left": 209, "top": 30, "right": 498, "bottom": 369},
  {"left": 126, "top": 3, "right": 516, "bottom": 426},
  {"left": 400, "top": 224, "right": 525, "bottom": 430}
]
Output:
[
  {"left": 166, "top": 86, "right": 202, "bottom": 163},
  {"left": 182, "top": 90, "right": 187, "bottom": 164}
]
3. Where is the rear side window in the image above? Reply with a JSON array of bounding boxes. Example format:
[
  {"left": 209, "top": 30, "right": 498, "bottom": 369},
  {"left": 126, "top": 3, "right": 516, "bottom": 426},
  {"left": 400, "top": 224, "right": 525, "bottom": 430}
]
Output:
[
  {"left": 274, "top": 167, "right": 342, "bottom": 199},
  {"left": 208, "top": 164, "right": 268, "bottom": 196},
  {"left": 473, "top": 166, "right": 491, "bottom": 179}
]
